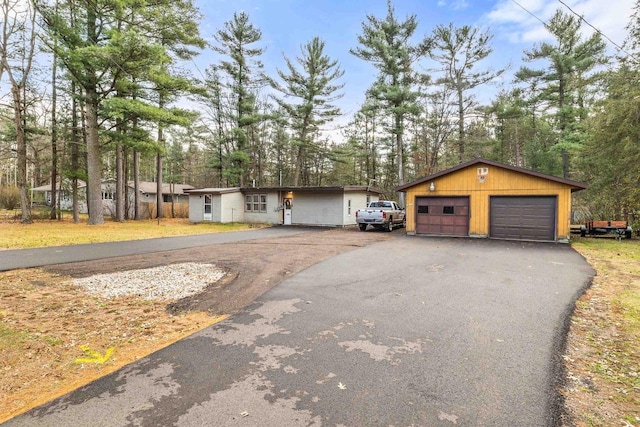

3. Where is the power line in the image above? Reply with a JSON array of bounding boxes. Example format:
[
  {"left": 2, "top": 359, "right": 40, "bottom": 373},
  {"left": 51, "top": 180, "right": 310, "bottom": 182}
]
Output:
[
  {"left": 556, "top": 0, "right": 638, "bottom": 62},
  {"left": 509, "top": 0, "right": 548, "bottom": 27},
  {"left": 509, "top": 0, "right": 639, "bottom": 63}
]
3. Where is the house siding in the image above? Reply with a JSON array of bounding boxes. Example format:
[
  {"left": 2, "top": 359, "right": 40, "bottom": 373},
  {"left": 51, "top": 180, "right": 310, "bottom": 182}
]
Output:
[
  {"left": 292, "top": 192, "right": 343, "bottom": 226},
  {"left": 189, "top": 194, "right": 205, "bottom": 222},
  {"left": 244, "top": 192, "right": 281, "bottom": 224},
  {"left": 220, "top": 193, "right": 245, "bottom": 223},
  {"left": 403, "top": 163, "right": 574, "bottom": 240},
  {"left": 343, "top": 192, "right": 379, "bottom": 225}
]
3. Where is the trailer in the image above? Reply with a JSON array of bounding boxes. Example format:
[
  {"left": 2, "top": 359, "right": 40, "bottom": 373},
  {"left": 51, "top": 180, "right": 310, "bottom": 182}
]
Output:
[{"left": 580, "top": 220, "right": 632, "bottom": 239}]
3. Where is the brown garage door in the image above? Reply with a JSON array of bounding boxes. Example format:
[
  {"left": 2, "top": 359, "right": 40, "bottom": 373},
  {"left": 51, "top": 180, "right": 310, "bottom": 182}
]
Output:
[
  {"left": 490, "top": 196, "right": 556, "bottom": 241},
  {"left": 415, "top": 197, "right": 469, "bottom": 236}
]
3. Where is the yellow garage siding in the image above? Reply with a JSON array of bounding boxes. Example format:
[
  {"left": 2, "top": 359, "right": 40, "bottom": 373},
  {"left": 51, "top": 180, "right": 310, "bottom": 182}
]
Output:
[{"left": 403, "top": 163, "right": 575, "bottom": 241}]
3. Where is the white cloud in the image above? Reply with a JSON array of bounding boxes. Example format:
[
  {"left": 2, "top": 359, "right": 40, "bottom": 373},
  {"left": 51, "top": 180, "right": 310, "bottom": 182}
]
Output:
[
  {"left": 485, "top": 0, "right": 634, "bottom": 51},
  {"left": 451, "top": 0, "right": 470, "bottom": 10},
  {"left": 437, "top": 0, "right": 470, "bottom": 11}
]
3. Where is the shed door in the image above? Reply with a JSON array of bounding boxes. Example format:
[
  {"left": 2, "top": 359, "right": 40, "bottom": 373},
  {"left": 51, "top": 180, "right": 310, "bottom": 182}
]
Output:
[
  {"left": 415, "top": 197, "right": 469, "bottom": 236},
  {"left": 490, "top": 196, "right": 556, "bottom": 241}
]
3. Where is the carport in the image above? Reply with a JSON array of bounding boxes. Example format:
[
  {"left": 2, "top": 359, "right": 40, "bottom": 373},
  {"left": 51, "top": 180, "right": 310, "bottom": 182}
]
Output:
[{"left": 397, "top": 158, "right": 587, "bottom": 242}]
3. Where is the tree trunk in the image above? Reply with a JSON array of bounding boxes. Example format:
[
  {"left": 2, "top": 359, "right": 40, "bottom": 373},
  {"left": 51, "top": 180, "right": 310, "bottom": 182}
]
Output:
[
  {"left": 85, "top": 87, "right": 104, "bottom": 225},
  {"left": 50, "top": 50, "right": 58, "bottom": 220},
  {"left": 457, "top": 84, "right": 465, "bottom": 162},
  {"left": 84, "top": 5, "right": 103, "bottom": 225},
  {"left": 156, "top": 151, "right": 163, "bottom": 219},
  {"left": 71, "top": 82, "right": 80, "bottom": 223},
  {"left": 115, "top": 141, "right": 124, "bottom": 221},
  {"left": 395, "top": 112, "right": 405, "bottom": 208},
  {"left": 12, "top": 83, "right": 32, "bottom": 224},
  {"left": 156, "top": 89, "right": 165, "bottom": 218},
  {"left": 134, "top": 148, "right": 140, "bottom": 220}
]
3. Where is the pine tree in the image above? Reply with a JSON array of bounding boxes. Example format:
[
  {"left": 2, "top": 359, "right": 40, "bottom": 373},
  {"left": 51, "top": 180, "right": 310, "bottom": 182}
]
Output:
[
  {"left": 351, "top": 0, "right": 430, "bottom": 206},
  {"left": 515, "top": 8, "right": 607, "bottom": 178},
  {"left": 214, "top": 12, "right": 265, "bottom": 186},
  {"left": 429, "top": 23, "right": 503, "bottom": 162},
  {"left": 270, "top": 37, "right": 344, "bottom": 186}
]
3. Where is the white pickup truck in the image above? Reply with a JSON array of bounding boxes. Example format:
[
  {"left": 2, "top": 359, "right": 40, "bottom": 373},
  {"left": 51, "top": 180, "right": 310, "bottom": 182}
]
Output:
[{"left": 355, "top": 201, "right": 406, "bottom": 232}]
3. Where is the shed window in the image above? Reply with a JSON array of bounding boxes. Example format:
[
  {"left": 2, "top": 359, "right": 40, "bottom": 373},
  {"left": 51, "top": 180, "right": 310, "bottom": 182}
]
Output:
[
  {"left": 443, "top": 206, "right": 455, "bottom": 214},
  {"left": 246, "top": 194, "right": 267, "bottom": 212},
  {"left": 417, "top": 206, "right": 429, "bottom": 214}
]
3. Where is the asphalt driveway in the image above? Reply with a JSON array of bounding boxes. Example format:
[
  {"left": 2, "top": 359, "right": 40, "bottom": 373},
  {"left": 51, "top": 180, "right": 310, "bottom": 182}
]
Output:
[
  {"left": 3, "top": 236, "right": 594, "bottom": 426},
  {"left": 0, "top": 226, "right": 315, "bottom": 271}
]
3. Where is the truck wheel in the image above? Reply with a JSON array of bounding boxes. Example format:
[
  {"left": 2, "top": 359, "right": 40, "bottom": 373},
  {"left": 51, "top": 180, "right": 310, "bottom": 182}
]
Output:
[
  {"left": 359, "top": 223, "right": 367, "bottom": 232},
  {"left": 386, "top": 218, "right": 394, "bottom": 232}
]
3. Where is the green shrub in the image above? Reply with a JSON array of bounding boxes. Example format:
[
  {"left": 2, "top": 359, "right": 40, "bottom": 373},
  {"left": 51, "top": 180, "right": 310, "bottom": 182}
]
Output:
[{"left": 0, "top": 186, "right": 20, "bottom": 210}]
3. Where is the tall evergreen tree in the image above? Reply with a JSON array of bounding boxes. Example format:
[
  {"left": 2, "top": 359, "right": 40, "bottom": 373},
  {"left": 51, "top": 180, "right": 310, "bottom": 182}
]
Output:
[
  {"left": 351, "top": 0, "right": 430, "bottom": 206},
  {"left": 515, "top": 8, "right": 607, "bottom": 178},
  {"left": 214, "top": 12, "right": 265, "bottom": 186},
  {"left": 270, "top": 37, "right": 344, "bottom": 186},
  {"left": 37, "top": 0, "right": 129, "bottom": 224},
  {"left": 429, "top": 23, "right": 503, "bottom": 162}
]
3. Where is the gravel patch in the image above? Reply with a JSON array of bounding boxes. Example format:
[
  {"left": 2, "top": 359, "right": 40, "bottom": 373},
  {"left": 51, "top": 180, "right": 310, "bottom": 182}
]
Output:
[{"left": 72, "top": 263, "right": 225, "bottom": 301}]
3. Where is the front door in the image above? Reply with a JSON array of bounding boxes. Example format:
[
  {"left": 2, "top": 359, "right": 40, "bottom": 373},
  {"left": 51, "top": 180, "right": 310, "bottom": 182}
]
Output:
[
  {"left": 203, "top": 194, "right": 212, "bottom": 221},
  {"left": 283, "top": 198, "right": 292, "bottom": 225}
]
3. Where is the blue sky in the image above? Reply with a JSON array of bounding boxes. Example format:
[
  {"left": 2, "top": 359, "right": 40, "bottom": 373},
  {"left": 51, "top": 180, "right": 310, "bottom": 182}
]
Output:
[{"left": 193, "top": 0, "right": 636, "bottom": 132}]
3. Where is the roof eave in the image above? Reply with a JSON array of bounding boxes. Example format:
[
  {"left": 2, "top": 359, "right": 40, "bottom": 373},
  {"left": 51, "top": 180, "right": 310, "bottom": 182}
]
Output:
[{"left": 396, "top": 158, "right": 588, "bottom": 191}]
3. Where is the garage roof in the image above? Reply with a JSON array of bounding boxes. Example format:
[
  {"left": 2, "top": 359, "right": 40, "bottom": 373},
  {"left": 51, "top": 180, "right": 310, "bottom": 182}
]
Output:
[{"left": 396, "top": 158, "right": 588, "bottom": 192}]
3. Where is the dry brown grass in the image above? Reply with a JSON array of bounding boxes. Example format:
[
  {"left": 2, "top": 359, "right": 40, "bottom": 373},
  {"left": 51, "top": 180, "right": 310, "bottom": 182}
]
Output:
[
  {"left": 0, "top": 268, "right": 226, "bottom": 423},
  {"left": 0, "top": 217, "right": 261, "bottom": 249},
  {"left": 564, "top": 237, "right": 640, "bottom": 427}
]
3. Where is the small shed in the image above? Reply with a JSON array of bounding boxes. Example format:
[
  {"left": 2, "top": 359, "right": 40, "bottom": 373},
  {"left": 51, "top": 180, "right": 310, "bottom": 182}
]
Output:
[
  {"left": 186, "top": 186, "right": 386, "bottom": 227},
  {"left": 397, "top": 158, "right": 587, "bottom": 242}
]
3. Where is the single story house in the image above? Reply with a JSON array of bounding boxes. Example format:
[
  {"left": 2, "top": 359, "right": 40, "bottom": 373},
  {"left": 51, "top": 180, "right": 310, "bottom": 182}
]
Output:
[
  {"left": 396, "top": 158, "right": 587, "bottom": 242},
  {"left": 186, "top": 186, "right": 387, "bottom": 226},
  {"left": 32, "top": 180, "right": 193, "bottom": 215}
]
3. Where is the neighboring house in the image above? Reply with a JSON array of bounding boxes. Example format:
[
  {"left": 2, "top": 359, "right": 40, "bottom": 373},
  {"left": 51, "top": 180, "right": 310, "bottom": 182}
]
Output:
[
  {"left": 187, "top": 186, "right": 387, "bottom": 227},
  {"left": 136, "top": 182, "right": 193, "bottom": 203},
  {"left": 396, "top": 158, "right": 587, "bottom": 242},
  {"left": 32, "top": 180, "right": 193, "bottom": 215}
]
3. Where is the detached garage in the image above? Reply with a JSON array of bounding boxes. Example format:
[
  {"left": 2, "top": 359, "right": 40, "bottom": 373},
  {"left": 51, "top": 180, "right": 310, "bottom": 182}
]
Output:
[{"left": 397, "top": 158, "right": 587, "bottom": 242}]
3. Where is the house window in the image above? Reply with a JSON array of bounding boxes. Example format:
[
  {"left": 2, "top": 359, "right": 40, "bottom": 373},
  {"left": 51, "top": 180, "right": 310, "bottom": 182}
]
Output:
[
  {"left": 443, "top": 206, "right": 455, "bottom": 214},
  {"left": 418, "top": 206, "right": 429, "bottom": 214},
  {"left": 102, "top": 191, "right": 114, "bottom": 200},
  {"left": 204, "top": 195, "right": 212, "bottom": 214},
  {"left": 348, "top": 199, "right": 351, "bottom": 215},
  {"left": 246, "top": 194, "right": 267, "bottom": 212},
  {"left": 366, "top": 195, "right": 370, "bottom": 205}
]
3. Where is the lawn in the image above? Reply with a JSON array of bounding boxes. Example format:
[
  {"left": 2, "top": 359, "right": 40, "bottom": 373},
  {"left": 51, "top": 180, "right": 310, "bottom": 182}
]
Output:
[
  {"left": 0, "top": 215, "right": 263, "bottom": 421},
  {"left": 0, "top": 216, "right": 263, "bottom": 249},
  {"left": 565, "top": 237, "right": 640, "bottom": 426}
]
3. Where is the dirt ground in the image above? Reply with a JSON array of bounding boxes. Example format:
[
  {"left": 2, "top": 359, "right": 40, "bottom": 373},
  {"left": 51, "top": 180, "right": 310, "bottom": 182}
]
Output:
[{"left": 0, "top": 228, "right": 392, "bottom": 423}]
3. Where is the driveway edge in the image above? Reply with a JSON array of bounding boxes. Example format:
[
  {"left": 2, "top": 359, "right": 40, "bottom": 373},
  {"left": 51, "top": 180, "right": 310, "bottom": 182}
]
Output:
[{"left": 548, "top": 267, "right": 595, "bottom": 427}]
